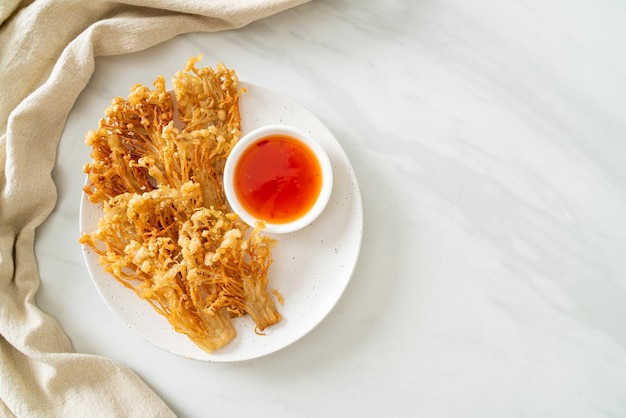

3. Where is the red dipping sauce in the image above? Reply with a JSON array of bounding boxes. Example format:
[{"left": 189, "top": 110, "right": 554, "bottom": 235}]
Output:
[{"left": 233, "top": 134, "right": 323, "bottom": 224}]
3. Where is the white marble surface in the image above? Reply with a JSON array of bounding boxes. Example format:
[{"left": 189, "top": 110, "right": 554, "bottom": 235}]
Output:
[{"left": 34, "top": 0, "right": 626, "bottom": 416}]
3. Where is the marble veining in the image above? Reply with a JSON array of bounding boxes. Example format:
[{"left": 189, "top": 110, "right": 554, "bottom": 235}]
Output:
[{"left": 34, "top": 0, "right": 626, "bottom": 416}]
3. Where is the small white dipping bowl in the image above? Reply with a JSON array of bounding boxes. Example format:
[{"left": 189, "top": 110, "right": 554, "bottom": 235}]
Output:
[{"left": 224, "top": 125, "right": 333, "bottom": 234}]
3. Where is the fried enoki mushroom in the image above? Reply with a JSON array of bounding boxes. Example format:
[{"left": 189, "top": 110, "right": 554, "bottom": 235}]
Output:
[
  {"left": 83, "top": 57, "right": 241, "bottom": 208},
  {"left": 79, "top": 56, "right": 281, "bottom": 354}
]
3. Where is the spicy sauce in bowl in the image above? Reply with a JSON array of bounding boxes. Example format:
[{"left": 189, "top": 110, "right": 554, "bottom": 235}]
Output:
[{"left": 224, "top": 125, "right": 333, "bottom": 234}]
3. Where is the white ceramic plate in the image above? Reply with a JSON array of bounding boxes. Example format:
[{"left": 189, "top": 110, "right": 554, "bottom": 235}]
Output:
[{"left": 80, "top": 83, "right": 363, "bottom": 362}]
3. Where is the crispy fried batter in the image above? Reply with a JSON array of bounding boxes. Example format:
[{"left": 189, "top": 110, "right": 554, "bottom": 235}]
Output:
[{"left": 79, "top": 56, "right": 281, "bottom": 353}]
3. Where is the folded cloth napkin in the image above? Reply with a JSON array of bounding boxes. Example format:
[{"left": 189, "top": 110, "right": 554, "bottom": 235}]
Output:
[{"left": 0, "top": 0, "right": 308, "bottom": 416}]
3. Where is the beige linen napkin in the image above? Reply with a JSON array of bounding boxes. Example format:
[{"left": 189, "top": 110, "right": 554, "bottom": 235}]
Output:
[{"left": 0, "top": 0, "right": 308, "bottom": 416}]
